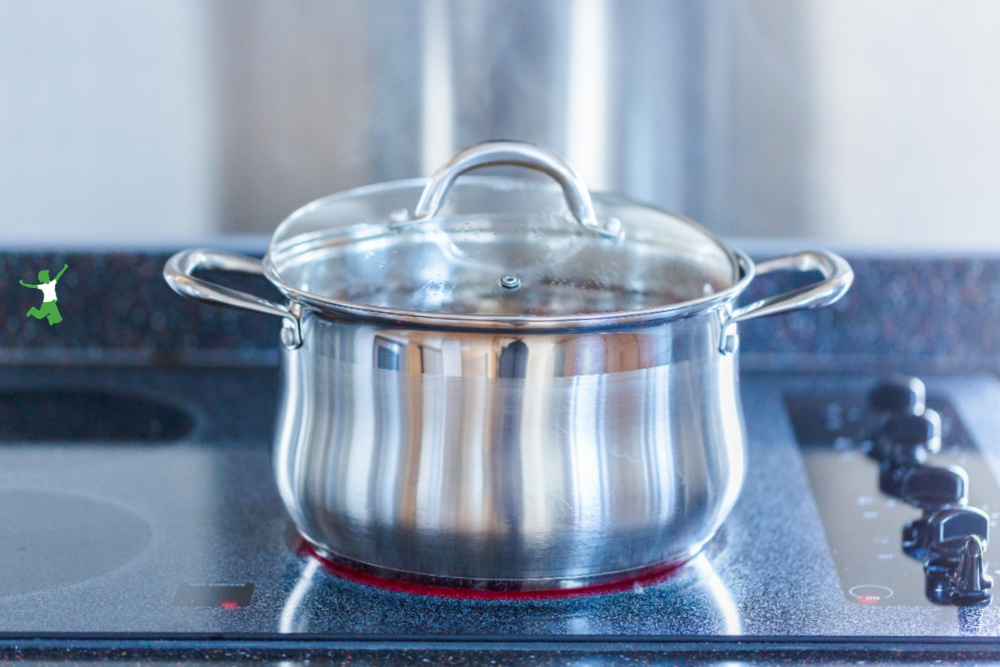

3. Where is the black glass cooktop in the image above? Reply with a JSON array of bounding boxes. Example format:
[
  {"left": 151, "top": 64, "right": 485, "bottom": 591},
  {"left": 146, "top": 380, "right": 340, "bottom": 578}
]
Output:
[{"left": 1, "top": 367, "right": 999, "bottom": 643}]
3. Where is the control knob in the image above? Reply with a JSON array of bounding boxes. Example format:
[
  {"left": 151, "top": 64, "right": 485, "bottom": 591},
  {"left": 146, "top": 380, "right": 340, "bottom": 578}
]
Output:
[
  {"left": 901, "top": 465, "right": 969, "bottom": 510},
  {"left": 950, "top": 535, "right": 993, "bottom": 607},
  {"left": 923, "top": 510, "right": 990, "bottom": 605},
  {"left": 868, "top": 376, "right": 927, "bottom": 415},
  {"left": 901, "top": 466, "right": 969, "bottom": 559},
  {"left": 862, "top": 376, "right": 927, "bottom": 450},
  {"left": 870, "top": 410, "right": 942, "bottom": 465},
  {"left": 872, "top": 410, "right": 943, "bottom": 497},
  {"left": 926, "top": 506, "right": 989, "bottom": 560}
]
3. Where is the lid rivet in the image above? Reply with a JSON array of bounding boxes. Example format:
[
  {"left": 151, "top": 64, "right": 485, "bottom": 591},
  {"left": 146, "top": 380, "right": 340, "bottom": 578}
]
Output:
[{"left": 499, "top": 275, "right": 521, "bottom": 290}]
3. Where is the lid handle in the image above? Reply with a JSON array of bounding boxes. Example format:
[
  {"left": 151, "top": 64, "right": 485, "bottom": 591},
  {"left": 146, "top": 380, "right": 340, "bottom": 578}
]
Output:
[{"left": 405, "top": 142, "right": 622, "bottom": 240}]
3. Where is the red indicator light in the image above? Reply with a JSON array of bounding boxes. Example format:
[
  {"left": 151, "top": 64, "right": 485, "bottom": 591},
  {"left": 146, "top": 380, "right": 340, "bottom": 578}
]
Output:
[
  {"left": 220, "top": 601, "right": 239, "bottom": 609},
  {"left": 857, "top": 595, "right": 880, "bottom": 605}
]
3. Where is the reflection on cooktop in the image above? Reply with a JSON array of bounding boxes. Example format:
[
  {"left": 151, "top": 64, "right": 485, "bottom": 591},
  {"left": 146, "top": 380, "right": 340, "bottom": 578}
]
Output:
[{"left": 0, "top": 389, "right": 195, "bottom": 442}]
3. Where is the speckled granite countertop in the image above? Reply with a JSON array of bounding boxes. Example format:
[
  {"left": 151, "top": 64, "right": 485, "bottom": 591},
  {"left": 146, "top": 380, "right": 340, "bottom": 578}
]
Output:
[{"left": 5, "top": 242, "right": 1000, "bottom": 373}]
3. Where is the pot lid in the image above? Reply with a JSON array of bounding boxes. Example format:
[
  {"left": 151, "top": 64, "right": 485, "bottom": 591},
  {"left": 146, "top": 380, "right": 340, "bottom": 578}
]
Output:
[{"left": 265, "top": 142, "right": 742, "bottom": 326}]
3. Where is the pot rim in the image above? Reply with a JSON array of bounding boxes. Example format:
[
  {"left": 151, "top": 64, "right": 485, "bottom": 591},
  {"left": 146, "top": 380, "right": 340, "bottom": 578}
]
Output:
[{"left": 261, "top": 242, "right": 757, "bottom": 332}]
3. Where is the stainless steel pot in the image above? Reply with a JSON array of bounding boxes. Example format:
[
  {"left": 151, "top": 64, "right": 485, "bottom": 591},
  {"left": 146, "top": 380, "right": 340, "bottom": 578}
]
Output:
[{"left": 164, "top": 142, "right": 853, "bottom": 591}]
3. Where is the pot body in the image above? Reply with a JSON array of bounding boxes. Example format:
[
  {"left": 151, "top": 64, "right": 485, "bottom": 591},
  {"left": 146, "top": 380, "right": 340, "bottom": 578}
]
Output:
[
  {"left": 273, "top": 304, "right": 746, "bottom": 587},
  {"left": 163, "top": 144, "right": 852, "bottom": 590}
]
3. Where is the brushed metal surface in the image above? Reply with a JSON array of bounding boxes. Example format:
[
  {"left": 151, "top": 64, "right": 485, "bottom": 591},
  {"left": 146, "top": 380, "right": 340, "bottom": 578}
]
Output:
[{"left": 273, "top": 308, "right": 746, "bottom": 587}]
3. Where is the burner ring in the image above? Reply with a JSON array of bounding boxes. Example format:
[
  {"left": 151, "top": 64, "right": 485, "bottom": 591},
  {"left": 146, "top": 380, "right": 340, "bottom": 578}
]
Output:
[
  {"left": 297, "top": 538, "right": 687, "bottom": 600},
  {"left": 0, "top": 489, "right": 151, "bottom": 598}
]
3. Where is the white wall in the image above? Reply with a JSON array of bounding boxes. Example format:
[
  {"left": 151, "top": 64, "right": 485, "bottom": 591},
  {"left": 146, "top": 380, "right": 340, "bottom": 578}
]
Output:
[
  {"left": 804, "top": 0, "right": 1000, "bottom": 247},
  {"left": 0, "top": 0, "right": 215, "bottom": 245}
]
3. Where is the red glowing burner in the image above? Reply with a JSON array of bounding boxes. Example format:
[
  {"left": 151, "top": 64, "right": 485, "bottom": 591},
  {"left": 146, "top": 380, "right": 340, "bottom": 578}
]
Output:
[{"left": 296, "top": 539, "right": 684, "bottom": 600}]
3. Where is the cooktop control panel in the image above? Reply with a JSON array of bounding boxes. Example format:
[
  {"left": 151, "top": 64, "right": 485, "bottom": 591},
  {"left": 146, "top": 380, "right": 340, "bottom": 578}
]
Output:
[{"left": 787, "top": 377, "right": 999, "bottom": 608}]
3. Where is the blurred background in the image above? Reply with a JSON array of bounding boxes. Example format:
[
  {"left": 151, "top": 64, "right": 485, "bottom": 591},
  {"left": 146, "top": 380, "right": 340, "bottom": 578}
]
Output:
[{"left": 1, "top": 0, "right": 998, "bottom": 248}]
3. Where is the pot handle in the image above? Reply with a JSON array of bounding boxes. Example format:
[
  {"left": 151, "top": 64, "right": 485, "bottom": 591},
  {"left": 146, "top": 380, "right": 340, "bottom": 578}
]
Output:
[
  {"left": 163, "top": 249, "right": 303, "bottom": 349},
  {"left": 719, "top": 250, "right": 853, "bottom": 353},
  {"left": 400, "top": 141, "right": 623, "bottom": 240}
]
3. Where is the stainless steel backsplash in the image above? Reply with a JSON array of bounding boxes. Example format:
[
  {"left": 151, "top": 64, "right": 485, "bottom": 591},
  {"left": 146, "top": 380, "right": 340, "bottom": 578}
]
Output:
[
  {"left": 8, "top": 1, "right": 995, "bottom": 246},
  {"left": 207, "top": 0, "right": 809, "bottom": 237}
]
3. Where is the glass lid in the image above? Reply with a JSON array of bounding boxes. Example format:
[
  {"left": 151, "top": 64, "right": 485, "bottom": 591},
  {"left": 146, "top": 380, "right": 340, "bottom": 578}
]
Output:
[{"left": 265, "top": 142, "right": 741, "bottom": 325}]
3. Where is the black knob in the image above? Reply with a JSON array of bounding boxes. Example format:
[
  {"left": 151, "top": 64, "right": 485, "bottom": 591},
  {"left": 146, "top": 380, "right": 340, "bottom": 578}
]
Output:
[
  {"left": 868, "top": 410, "right": 942, "bottom": 464},
  {"left": 904, "top": 518, "right": 930, "bottom": 560},
  {"left": 868, "top": 376, "right": 927, "bottom": 415},
  {"left": 885, "top": 409, "right": 942, "bottom": 457},
  {"left": 950, "top": 535, "right": 993, "bottom": 607},
  {"left": 901, "top": 465, "right": 968, "bottom": 510},
  {"left": 925, "top": 556, "right": 955, "bottom": 605},
  {"left": 926, "top": 506, "right": 990, "bottom": 560},
  {"left": 879, "top": 462, "right": 916, "bottom": 498},
  {"left": 901, "top": 466, "right": 970, "bottom": 559}
]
